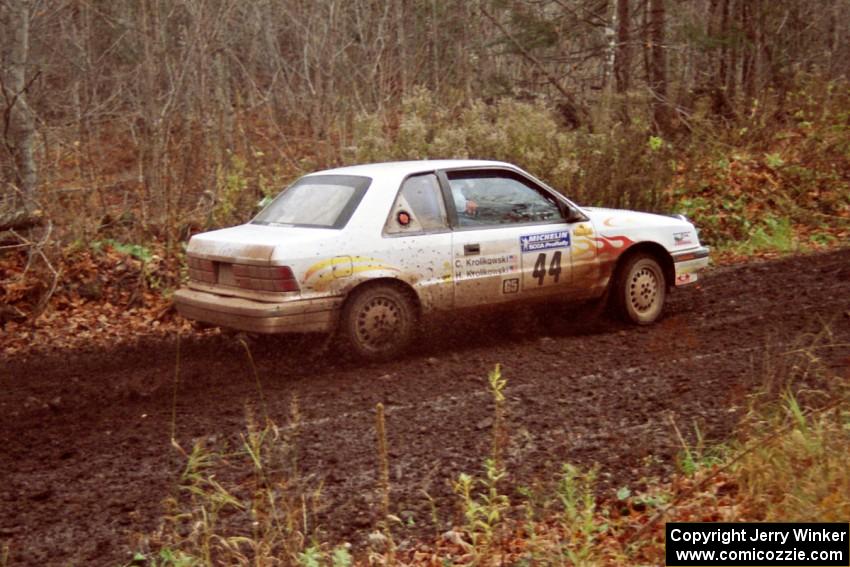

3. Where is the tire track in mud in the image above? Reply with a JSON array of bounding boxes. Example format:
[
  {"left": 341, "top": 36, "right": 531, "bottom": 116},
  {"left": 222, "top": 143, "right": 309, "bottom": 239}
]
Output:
[
  {"left": 286, "top": 344, "right": 763, "bottom": 429},
  {"left": 2, "top": 248, "right": 849, "bottom": 566}
]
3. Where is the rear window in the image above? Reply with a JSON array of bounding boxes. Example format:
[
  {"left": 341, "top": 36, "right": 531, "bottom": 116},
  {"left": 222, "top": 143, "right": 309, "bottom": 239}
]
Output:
[{"left": 252, "top": 174, "right": 371, "bottom": 229}]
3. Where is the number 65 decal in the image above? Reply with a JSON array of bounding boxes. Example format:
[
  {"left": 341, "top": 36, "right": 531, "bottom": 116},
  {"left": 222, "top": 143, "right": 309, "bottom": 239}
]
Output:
[{"left": 532, "top": 251, "right": 562, "bottom": 285}]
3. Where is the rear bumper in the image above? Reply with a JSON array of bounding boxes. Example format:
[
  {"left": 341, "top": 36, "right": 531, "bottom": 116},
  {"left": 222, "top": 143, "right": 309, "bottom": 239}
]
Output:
[
  {"left": 174, "top": 288, "right": 341, "bottom": 334},
  {"left": 672, "top": 246, "right": 710, "bottom": 286}
]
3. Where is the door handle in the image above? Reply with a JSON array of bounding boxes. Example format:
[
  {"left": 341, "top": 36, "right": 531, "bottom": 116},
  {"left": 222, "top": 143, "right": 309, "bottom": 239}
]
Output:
[{"left": 464, "top": 243, "right": 480, "bottom": 256}]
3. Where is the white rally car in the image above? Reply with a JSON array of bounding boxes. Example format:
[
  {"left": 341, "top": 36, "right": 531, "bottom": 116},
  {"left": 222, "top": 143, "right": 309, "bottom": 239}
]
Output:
[{"left": 174, "top": 160, "right": 709, "bottom": 359}]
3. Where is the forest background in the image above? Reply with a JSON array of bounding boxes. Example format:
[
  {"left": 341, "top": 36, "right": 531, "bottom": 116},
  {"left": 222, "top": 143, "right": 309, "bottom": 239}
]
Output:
[{"left": 2, "top": 2, "right": 850, "bottom": 565}]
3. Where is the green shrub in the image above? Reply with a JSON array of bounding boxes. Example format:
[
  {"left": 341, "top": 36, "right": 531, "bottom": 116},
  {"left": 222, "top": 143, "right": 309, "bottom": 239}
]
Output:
[{"left": 352, "top": 87, "right": 673, "bottom": 212}]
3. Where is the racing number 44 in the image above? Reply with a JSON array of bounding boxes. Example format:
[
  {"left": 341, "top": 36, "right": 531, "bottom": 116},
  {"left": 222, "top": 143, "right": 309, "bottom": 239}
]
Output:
[{"left": 532, "top": 251, "right": 562, "bottom": 285}]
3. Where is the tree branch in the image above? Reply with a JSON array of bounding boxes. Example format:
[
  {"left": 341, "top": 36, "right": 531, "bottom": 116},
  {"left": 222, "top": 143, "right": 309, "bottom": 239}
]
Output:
[{"left": 479, "top": 5, "right": 587, "bottom": 127}]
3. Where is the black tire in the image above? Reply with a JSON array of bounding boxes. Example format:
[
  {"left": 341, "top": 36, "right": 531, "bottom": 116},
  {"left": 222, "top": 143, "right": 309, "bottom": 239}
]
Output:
[
  {"left": 612, "top": 253, "right": 667, "bottom": 325},
  {"left": 339, "top": 284, "right": 417, "bottom": 360}
]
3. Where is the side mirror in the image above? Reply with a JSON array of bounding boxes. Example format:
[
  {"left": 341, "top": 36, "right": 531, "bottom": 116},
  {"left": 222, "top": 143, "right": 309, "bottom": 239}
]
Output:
[{"left": 561, "top": 202, "right": 584, "bottom": 223}]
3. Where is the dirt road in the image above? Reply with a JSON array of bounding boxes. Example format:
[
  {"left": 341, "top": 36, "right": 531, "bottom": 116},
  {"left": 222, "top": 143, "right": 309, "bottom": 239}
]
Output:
[{"left": 2, "top": 249, "right": 849, "bottom": 566}]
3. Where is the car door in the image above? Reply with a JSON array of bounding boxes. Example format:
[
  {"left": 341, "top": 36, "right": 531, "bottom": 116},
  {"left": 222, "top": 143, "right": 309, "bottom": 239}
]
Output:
[{"left": 440, "top": 168, "right": 586, "bottom": 309}]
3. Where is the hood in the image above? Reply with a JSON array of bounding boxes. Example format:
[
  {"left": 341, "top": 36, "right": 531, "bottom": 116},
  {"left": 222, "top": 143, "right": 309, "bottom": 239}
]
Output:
[
  {"left": 580, "top": 207, "right": 690, "bottom": 230},
  {"left": 187, "top": 223, "right": 340, "bottom": 265}
]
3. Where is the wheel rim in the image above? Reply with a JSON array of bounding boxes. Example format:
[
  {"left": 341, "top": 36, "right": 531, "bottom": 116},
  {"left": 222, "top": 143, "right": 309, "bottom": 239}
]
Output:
[
  {"left": 354, "top": 295, "right": 404, "bottom": 352},
  {"left": 628, "top": 264, "right": 661, "bottom": 314}
]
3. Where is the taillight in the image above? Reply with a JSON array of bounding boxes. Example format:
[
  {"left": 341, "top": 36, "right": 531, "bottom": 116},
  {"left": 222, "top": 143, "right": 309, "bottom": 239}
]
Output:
[
  {"left": 187, "top": 256, "right": 216, "bottom": 283},
  {"left": 232, "top": 264, "right": 300, "bottom": 292}
]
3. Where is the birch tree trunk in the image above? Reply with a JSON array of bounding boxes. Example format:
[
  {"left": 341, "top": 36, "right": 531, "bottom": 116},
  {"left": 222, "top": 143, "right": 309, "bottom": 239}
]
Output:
[{"left": 1, "top": 0, "right": 38, "bottom": 230}]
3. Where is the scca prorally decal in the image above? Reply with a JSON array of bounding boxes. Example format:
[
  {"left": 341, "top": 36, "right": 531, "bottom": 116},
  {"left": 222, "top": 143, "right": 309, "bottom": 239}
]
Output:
[{"left": 520, "top": 230, "right": 571, "bottom": 253}]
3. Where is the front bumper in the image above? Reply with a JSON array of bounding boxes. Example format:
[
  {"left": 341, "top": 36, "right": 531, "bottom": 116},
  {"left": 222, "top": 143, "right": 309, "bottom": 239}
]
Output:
[
  {"left": 174, "top": 288, "right": 342, "bottom": 334},
  {"left": 672, "top": 246, "right": 710, "bottom": 286}
]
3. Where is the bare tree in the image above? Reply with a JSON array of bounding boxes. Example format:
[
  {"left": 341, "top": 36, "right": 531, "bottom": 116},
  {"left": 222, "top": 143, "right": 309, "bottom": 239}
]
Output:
[
  {"left": 614, "top": 0, "right": 631, "bottom": 122},
  {"left": 614, "top": 0, "right": 631, "bottom": 94},
  {"left": 648, "top": 0, "right": 669, "bottom": 133}
]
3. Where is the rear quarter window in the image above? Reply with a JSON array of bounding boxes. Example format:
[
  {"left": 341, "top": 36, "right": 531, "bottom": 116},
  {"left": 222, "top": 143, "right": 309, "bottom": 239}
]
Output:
[{"left": 384, "top": 173, "right": 449, "bottom": 234}]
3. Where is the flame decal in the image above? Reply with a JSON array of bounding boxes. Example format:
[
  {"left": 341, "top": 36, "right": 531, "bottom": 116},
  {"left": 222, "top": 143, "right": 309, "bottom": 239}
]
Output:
[
  {"left": 305, "top": 256, "right": 356, "bottom": 282},
  {"left": 593, "top": 234, "right": 635, "bottom": 258},
  {"left": 572, "top": 234, "right": 635, "bottom": 260},
  {"left": 603, "top": 216, "right": 638, "bottom": 228},
  {"left": 572, "top": 236, "right": 598, "bottom": 259},
  {"left": 304, "top": 256, "right": 401, "bottom": 291}
]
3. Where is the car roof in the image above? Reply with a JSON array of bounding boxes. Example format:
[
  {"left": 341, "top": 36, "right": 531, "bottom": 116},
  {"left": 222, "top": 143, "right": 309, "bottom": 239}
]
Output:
[{"left": 305, "top": 159, "right": 515, "bottom": 178}]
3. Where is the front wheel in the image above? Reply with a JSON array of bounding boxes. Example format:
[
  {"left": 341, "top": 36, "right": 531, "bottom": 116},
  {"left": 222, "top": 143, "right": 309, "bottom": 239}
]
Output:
[
  {"left": 339, "top": 284, "right": 417, "bottom": 360},
  {"left": 612, "top": 254, "right": 667, "bottom": 325}
]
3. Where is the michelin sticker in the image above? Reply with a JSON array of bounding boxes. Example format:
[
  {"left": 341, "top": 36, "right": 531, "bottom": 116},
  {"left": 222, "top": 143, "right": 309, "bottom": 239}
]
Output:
[{"left": 520, "top": 230, "right": 571, "bottom": 252}]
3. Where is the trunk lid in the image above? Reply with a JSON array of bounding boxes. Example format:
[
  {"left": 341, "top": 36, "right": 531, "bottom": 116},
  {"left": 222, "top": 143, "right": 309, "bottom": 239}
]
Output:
[
  {"left": 185, "top": 224, "right": 339, "bottom": 296},
  {"left": 187, "top": 223, "right": 338, "bottom": 265}
]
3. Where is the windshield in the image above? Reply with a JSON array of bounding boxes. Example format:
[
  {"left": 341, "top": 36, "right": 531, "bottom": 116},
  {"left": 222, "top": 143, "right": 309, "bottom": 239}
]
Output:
[{"left": 252, "top": 174, "right": 371, "bottom": 229}]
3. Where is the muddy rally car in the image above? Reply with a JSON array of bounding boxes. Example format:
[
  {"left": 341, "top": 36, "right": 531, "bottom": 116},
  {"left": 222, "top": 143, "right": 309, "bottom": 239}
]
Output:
[{"left": 174, "top": 160, "right": 709, "bottom": 359}]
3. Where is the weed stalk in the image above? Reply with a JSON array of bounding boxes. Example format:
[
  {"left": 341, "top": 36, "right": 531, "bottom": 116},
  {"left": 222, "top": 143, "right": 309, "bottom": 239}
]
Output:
[
  {"left": 239, "top": 337, "right": 269, "bottom": 423},
  {"left": 489, "top": 363, "right": 507, "bottom": 472},
  {"left": 170, "top": 332, "right": 181, "bottom": 442},
  {"left": 374, "top": 402, "right": 396, "bottom": 561}
]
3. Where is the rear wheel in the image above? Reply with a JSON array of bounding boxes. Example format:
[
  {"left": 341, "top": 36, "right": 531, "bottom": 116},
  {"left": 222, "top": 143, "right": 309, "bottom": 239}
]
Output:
[
  {"left": 340, "top": 284, "right": 416, "bottom": 360},
  {"left": 612, "top": 254, "right": 666, "bottom": 325}
]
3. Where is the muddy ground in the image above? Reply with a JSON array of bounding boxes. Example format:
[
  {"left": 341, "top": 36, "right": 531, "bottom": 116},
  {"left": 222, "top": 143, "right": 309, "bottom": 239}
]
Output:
[{"left": 2, "top": 249, "right": 849, "bottom": 566}]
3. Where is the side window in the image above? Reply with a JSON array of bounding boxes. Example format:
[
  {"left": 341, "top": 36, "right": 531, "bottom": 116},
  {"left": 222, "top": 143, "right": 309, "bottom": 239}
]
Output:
[
  {"left": 384, "top": 173, "right": 449, "bottom": 234},
  {"left": 447, "top": 171, "right": 563, "bottom": 227}
]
